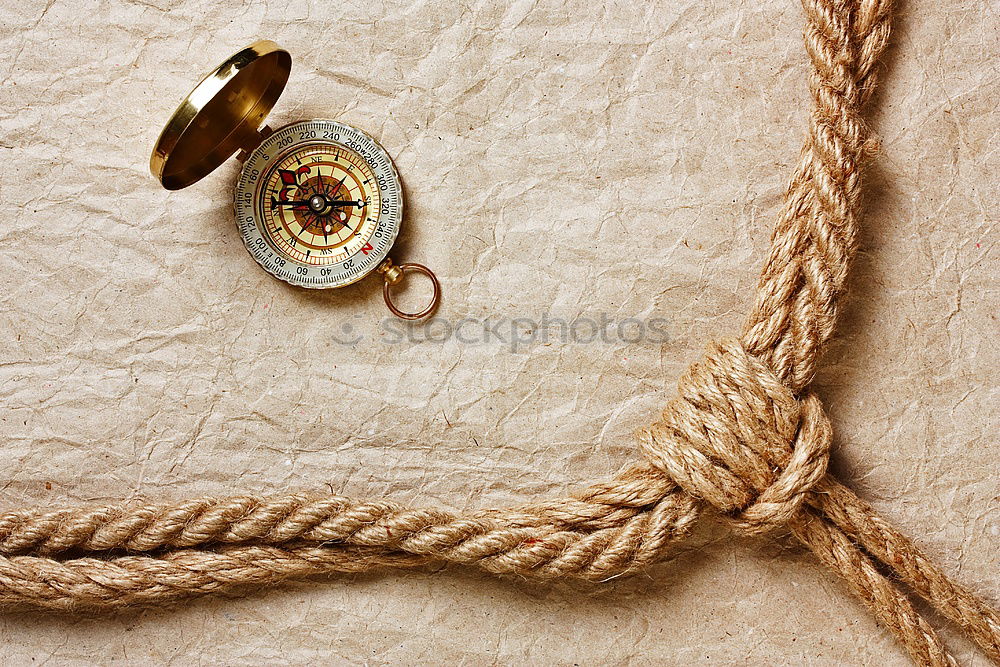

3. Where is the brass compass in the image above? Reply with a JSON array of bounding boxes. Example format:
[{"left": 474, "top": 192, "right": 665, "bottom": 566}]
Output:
[{"left": 150, "top": 40, "right": 440, "bottom": 320}]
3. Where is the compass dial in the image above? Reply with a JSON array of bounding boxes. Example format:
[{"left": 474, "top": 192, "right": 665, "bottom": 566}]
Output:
[{"left": 234, "top": 120, "right": 402, "bottom": 289}]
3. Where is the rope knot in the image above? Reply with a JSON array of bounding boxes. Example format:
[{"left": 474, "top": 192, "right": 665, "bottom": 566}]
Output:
[{"left": 637, "top": 339, "right": 831, "bottom": 535}]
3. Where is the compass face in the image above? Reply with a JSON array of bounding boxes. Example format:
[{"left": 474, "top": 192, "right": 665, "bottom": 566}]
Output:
[{"left": 234, "top": 120, "right": 402, "bottom": 289}]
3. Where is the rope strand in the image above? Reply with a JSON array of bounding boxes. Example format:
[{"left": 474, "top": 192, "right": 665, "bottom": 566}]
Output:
[{"left": 812, "top": 479, "right": 1000, "bottom": 662}]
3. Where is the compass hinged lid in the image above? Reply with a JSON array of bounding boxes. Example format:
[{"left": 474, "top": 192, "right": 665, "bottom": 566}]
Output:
[{"left": 150, "top": 40, "right": 291, "bottom": 190}]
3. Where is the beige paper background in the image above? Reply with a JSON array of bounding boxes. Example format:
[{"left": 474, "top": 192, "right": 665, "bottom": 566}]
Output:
[{"left": 0, "top": 0, "right": 997, "bottom": 664}]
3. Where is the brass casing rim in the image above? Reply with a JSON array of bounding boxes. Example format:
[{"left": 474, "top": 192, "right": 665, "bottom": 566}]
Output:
[{"left": 149, "top": 40, "right": 291, "bottom": 190}]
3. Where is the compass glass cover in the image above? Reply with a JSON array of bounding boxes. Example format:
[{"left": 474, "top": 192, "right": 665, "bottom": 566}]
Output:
[{"left": 235, "top": 119, "right": 402, "bottom": 288}]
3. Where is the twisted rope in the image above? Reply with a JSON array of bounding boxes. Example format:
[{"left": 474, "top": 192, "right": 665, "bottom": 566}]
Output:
[{"left": 3, "top": 0, "right": 997, "bottom": 664}]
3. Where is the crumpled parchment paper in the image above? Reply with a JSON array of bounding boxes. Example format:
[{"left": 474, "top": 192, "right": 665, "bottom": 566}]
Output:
[{"left": 0, "top": 0, "right": 996, "bottom": 663}]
